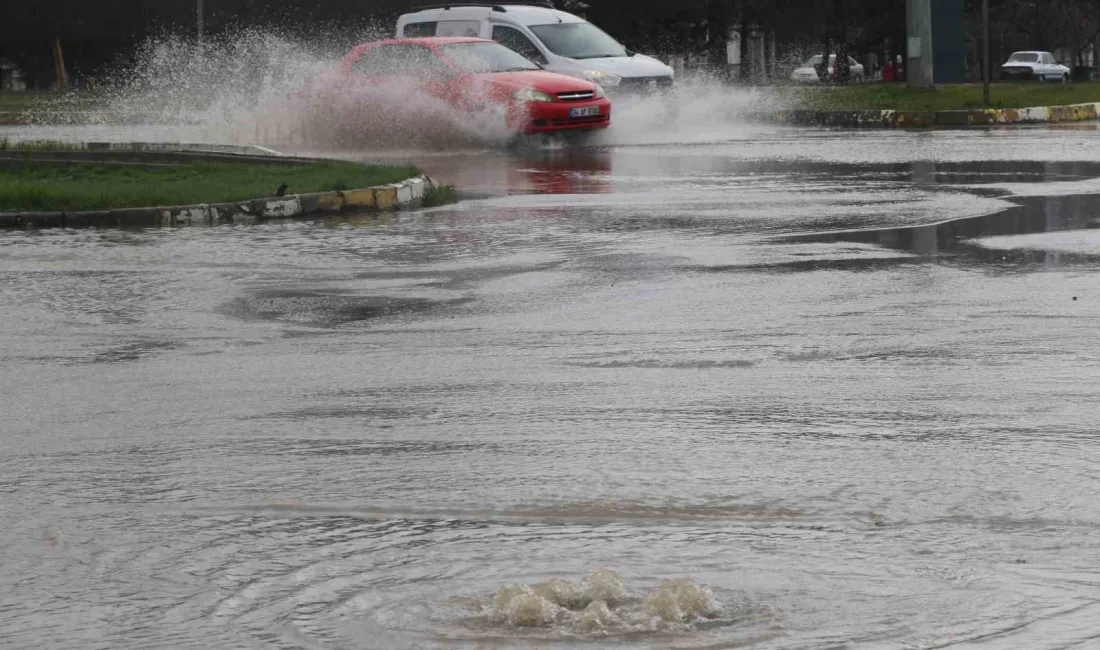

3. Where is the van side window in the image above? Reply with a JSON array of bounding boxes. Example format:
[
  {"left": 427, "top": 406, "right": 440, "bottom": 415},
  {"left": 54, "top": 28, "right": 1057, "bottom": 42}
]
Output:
[
  {"left": 403, "top": 22, "right": 435, "bottom": 37},
  {"left": 435, "top": 21, "right": 481, "bottom": 37},
  {"left": 491, "top": 25, "right": 546, "bottom": 65}
]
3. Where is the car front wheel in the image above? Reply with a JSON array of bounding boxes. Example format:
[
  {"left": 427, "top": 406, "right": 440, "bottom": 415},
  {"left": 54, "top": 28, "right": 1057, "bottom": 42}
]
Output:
[{"left": 1062, "top": 73, "right": 1070, "bottom": 83}]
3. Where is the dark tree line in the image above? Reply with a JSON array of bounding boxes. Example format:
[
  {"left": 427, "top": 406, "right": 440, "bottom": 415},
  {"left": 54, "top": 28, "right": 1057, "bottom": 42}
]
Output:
[
  {"left": 2, "top": 0, "right": 412, "bottom": 87},
  {"left": 2, "top": 0, "right": 1098, "bottom": 88}
]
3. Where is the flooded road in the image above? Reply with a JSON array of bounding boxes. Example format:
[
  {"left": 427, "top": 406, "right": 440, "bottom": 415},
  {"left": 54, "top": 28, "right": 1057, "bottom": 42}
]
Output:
[{"left": 3, "top": 124, "right": 1100, "bottom": 649}]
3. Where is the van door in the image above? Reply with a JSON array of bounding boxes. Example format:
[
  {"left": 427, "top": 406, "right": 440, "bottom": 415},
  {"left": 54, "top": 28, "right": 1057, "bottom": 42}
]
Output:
[{"left": 490, "top": 24, "right": 549, "bottom": 67}]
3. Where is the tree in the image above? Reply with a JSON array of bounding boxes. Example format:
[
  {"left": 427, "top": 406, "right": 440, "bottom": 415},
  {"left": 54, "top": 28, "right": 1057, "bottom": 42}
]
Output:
[{"left": 1054, "top": 0, "right": 1100, "bottom": 65}]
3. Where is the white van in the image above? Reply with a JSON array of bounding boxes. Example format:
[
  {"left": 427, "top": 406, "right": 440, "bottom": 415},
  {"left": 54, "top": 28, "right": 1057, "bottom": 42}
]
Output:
[{"left": 395, "top": 1, "right": 674, "bottom": 93}]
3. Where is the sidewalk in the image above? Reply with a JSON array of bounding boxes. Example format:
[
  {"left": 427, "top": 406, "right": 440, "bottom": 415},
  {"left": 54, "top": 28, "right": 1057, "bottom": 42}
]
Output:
[{"left": 773, "top": 102, "right": 1100, "bottom": 128}]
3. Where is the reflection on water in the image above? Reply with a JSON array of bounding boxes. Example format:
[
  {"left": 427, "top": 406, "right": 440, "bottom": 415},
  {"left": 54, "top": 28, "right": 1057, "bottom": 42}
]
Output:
[{"left": 788, "top": 161, "right": 1100, "bottom": 266}]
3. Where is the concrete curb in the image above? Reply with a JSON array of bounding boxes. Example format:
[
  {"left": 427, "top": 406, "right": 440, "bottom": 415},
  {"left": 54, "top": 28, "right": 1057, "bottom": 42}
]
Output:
[
  {"left": 80, "top": 141, "right": 288, "bottom": 157},
  {"left": 1, "top": 175, "right": 435, "bottom": 230},
  {"left": 772, "top": 101, "right": 1100, "bottom": 128},
  {"left": 1, "top": 141, "right": 286, "bottom": 158}
]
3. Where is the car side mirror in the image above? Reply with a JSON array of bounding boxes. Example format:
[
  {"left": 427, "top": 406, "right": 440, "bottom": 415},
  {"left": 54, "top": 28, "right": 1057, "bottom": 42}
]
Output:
[{"left": 625, "top": 49, "right": 636, "bottom": 57}]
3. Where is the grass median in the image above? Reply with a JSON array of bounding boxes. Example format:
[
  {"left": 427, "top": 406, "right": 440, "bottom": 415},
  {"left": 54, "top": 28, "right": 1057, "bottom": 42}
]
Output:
[
  {"left": 779, "top": 82, "right": 1100, "bottom": 112},
  {"left": 0, "top": 92, "right": 46, "bottom": 112},
  {"left": 0, "top": 91, "right": 102, "bottom": 117},
  {"left": 1, "top": 160, "right": 420, "bottom": 212}
]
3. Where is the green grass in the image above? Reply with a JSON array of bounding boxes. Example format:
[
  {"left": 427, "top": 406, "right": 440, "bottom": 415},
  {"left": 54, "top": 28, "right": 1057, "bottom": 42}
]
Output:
[
  {"left": 0, "top": 161, "right": 420, "bottom": 212},
  {"left": 0, "top": 92, "right": 44, "bottom": 111},
  {"left": 0, "top": 139, "right": 77, "bottom": 152},
  {"left": 421, "top": 184, "right": 457, "bottom": 208},
  {"left": 0, "top": 91, "right": 102, "bottom": 112},
  {"left": 779, "top": 82, "right": 1100, "bottom": 112}
]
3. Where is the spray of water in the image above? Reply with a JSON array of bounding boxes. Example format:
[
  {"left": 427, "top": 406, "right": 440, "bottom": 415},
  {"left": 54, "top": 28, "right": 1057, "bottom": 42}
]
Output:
[
  {"left": 596, "top": 72, "right": 782, "bottom": 147},
  {"left": 30, "top": 29, "right": 783, "bottom": 151},
  {"left": 37, "top": 28, "right": 522, "bottom": 149}
]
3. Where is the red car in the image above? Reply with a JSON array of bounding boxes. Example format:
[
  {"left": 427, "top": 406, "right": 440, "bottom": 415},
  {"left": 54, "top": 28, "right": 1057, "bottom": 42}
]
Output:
[{"left": 336, "top": 37, "right": 611, "bottom": 135}]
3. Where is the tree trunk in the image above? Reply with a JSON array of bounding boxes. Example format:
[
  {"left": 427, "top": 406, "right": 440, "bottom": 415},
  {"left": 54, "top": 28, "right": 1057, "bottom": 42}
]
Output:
[
  {"left": 834, "top": 0, "right": 850, "bottom": 82},
  {"left": 740, "top": 18, "right": 751, "bottom": 82},
  {"left": 706, "top": 0, "right": 731, "bottom": 80},
  {"left": 1091, "top": 0, "right": 1100, "bottom": 67},
  {"left": 818, "top": 0, "right": 831, "bottom": 82}
]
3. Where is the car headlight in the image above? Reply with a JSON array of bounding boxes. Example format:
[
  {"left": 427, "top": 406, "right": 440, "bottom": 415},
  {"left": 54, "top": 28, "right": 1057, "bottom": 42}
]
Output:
[
  {"left": 512, "top": 87, "right": 555, "bottom": 103},
  {"left": 583, "top": 69, "right": 622, "bottom": 87}
]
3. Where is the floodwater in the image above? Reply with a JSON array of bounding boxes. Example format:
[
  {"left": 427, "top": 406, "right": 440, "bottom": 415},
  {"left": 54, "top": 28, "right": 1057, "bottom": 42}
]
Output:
[{"left": 3, "top": 123, "right": 1100, "bottom": 649}]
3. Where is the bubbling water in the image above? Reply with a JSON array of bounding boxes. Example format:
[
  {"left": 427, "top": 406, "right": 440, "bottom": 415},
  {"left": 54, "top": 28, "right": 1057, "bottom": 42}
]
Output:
[{"left": 477, "top": 569, "right": 724, "bottom": 636}]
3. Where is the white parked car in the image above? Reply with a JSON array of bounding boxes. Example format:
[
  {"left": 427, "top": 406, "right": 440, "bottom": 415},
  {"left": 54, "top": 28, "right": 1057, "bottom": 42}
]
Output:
[
  {"left": 396, "top": 2, "right": 674, "bottom": 93},
  {"left": 1001, "top": 51, "right": 1071, "bottom": 82},
  {"left": 790, "top": 54, "right": 865, "bottom": 83}
]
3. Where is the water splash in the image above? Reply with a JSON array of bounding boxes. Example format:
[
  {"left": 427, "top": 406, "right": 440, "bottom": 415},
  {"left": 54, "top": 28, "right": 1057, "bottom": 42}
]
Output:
[
  {"left": 35, "top": 28, "right": 521, "bottom": 149},
  {"left": 595, "top": 72, "right": 781, "bottom": 147},
  {"left": 644, "top": 578, "right": 721, "bottom": 622},
  {"left": 27, "top": 31, "right": 780, "bottom": 150}
]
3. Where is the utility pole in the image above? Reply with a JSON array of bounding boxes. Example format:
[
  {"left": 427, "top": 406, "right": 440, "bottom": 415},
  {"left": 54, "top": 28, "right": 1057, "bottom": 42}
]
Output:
[
  {"left": 982, "top": 0, "right": 990, "bottom": 104},
  {"left": 906, "top": 0, "right": 935, "bottom": 88},
  {"left": 197, "top": 0, "right": 205, "bottom": 44}
]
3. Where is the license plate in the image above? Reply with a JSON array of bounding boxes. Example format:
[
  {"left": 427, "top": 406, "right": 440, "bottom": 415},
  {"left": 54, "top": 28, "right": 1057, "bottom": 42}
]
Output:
[{"left": 569, "top": 106, "right": 600, "bottom": 118}]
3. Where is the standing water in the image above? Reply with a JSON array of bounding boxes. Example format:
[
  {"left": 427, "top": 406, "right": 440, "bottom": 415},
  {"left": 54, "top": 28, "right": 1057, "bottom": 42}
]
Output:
[{"left": 3, "top": 30, "right": 1100, "bottom": 650}]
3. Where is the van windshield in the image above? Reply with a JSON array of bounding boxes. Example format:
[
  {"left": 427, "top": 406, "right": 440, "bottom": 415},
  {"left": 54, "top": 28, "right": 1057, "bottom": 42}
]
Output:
[{"left": 528, "top": 23, "right": 627, "bottom": 59}]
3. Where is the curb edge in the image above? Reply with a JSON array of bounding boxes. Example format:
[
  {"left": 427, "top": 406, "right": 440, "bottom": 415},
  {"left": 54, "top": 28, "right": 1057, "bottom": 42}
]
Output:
[
  {"left": 770, "top": 100, "right": 1100, "bottom": 128},
  {"left": 1, "top": 174, "right": 436, "bottom": 230}
]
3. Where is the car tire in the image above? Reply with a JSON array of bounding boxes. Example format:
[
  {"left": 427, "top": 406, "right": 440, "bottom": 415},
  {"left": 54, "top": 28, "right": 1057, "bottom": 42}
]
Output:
[
  {"left": 1063, "top": 73, "right": 1070, "bottom": 83},
  {"left": 853, "top": 74, "right": 863, "bottom": 84}
]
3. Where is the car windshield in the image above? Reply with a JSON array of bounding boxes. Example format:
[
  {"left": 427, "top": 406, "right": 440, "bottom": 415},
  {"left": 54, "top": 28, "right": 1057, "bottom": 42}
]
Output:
[
  {"left": 438, "top": 42, "right": 540, "bottom": 73},
  {"left": 528, "top": 23, "right": 627, "bottom": 59},
  {"left": 1008, "top": 53, "right": 1039, "bottom": 63}
]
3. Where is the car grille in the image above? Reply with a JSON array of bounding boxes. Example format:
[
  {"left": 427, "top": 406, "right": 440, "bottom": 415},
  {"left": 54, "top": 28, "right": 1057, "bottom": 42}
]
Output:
[
  {"left": 615, "top": 76, "right": 674, "bottom": 92},
  {"left": 550, "top": 115, "right": 610, "bottom": 126},
  {"left": 557, "top": 90, "right": 596, "bottom": 101},
  {"left": 1002, "top": 66, "right": 1035, "bottom": 79}
]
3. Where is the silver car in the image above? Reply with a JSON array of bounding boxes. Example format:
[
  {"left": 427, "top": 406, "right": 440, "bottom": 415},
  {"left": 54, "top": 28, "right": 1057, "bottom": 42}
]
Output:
[
  {"left": 1001, "top": 51, "right": 1071, "bottom": 82},
  {"left": 790, "top": 54, "right": 865, "bottom": 83}
]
